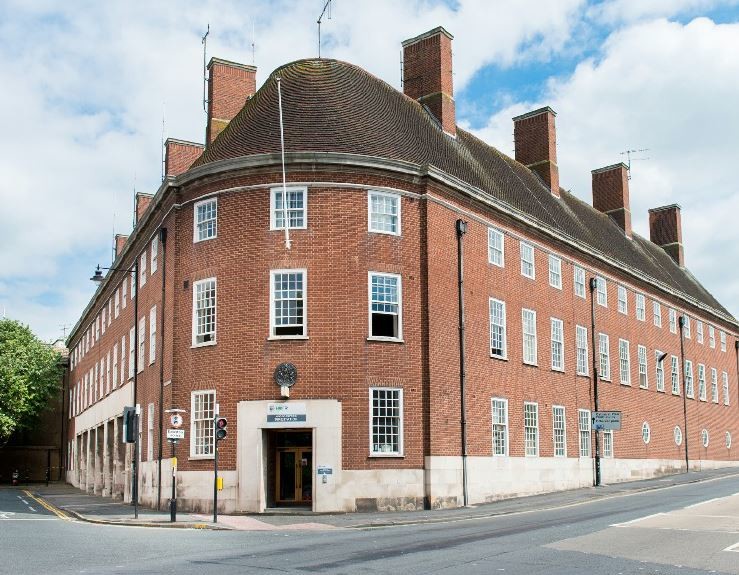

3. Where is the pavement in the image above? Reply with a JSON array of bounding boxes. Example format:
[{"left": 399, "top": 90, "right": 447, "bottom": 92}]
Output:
[{"left": 22, "top": 465, "right": 739, "bottom": 531}]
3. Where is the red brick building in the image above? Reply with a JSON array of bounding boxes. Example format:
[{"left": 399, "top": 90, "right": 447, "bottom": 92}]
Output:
[{"left": 65, "top": 27, "right": 739, "bottom": 513}]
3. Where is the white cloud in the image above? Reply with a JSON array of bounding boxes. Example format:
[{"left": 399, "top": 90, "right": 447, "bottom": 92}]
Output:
[
  {"left": 589, "top": 0, "right": 739, "bottom": 24},
  {"left": 474, "top": 16, "right": 739, "bottom": 319}
]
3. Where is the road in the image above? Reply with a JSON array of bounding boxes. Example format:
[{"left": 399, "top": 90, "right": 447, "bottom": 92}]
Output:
[{"left": 1, "top": 474, "right": 738, "bottom": 575}]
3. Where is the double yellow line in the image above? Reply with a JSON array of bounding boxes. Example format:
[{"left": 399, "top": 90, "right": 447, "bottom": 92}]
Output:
[{"left": 23, "top": 490, "right": 71, "bottom": 521}]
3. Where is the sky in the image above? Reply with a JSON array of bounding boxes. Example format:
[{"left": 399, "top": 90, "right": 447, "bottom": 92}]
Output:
[{"left": 0, "top": 0, "right": 738, "bottom": 342}]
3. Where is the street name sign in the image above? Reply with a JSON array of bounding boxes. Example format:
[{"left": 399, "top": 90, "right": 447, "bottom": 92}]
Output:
[{"left": 592, "top": 411, "right": 622, "bottom": 431}]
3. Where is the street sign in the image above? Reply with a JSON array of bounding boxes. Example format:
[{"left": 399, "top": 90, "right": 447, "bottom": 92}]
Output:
[
  {"left": 170, "top": 414, "right": 183, "bottom": 428},
  {"left": 317, "top": 466, "right": 333, "bottom": 475},
  {"left": 167, "top": 428, "right": 185, "bottom": 440},
  {"left": 592, "top": 411, "right": 622, "bottom": 431}
]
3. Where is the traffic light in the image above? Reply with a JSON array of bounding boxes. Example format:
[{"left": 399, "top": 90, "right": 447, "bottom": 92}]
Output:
[
  {"left": 123, "top": 406, "right": 137, "bottom": 443},
  {"left": 215, "top": 417, "right": 228, "bottom": 441}
]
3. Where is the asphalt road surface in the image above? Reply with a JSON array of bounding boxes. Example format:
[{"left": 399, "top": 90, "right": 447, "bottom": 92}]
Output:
[{"left": 2, "top": 474, "right": 738, "bottom": 575}]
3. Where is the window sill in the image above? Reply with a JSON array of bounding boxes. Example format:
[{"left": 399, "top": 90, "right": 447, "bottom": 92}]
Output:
[
  {"left": 620, "top": 381, "right": 631, "bottom": 386},
  {"left": 269, "top": 226, "right": 307, "bottom": 232},
  {"left": 193, "top": 236, "right": 217, "bottom": 244},
  {"left": 600, "top": 377, "right": 611, "bottom": 382},
  {"left": 639, "top": 385, "right": 648, "bottom": 390},
  {"left": 523, "top": 361, "right": 538, "bottom": 368},
  {"left": 552, "top": 367, "right": 564, "bottom": 373},
  {"left": 490, "top": 354, "right": 507, "bottom": 361},
  {"left": 521, "top": 274, "right": 535, "bottom": 281},
  {"left": 268, "top": 335, "right": 309, "bottom": 341},
  {"left": 549, "top": 284, "right": 562, "bottom": 291},
  {"left": 188, "top": 455, "right": 215, "bottom": 461},
  {"left": 369, "top": 229, "right": 401, "bottom": 237},
  {"left": 576, "top": 372, "right": 589, "bottom": 378},
  {"left": 367, "top": 336, "right": 404, "bottom": 344},
  {"left": 191, "top": 341, "right": 217, "bottom": 349},
  {"left": 369, "top": 453, "right": 404, "bottom": 458}
]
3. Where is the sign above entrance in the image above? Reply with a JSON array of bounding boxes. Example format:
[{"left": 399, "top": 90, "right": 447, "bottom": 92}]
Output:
[
  {"left": 592, "top": 411, "right": 622, "bottom": 431},
  {"left": 267, "top": 402, "right": 307, "bottom": 425}
]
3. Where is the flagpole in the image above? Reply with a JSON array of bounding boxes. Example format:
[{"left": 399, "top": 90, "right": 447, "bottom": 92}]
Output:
[{"left": 276, "top": 77, "right": 291, "bottom": 250}]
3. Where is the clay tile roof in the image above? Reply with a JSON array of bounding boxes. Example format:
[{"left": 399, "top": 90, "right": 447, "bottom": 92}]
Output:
[{"left": 193, "top": 58, "right": 732, "bottom": 319}]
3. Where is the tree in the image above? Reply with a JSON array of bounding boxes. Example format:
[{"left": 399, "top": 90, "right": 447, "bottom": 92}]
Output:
[{"left": 0, "top": 319, "right": 62, "bottom": 445}]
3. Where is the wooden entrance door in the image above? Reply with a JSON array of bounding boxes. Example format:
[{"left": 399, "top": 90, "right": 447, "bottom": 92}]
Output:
[{"left": 276, "top": 448, "right": 312, "bottom": 505}]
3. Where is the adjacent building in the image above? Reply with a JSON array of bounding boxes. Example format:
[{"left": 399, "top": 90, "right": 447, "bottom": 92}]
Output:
[{"left": 65, "top": 26, "right": 739, "bottom": 513}]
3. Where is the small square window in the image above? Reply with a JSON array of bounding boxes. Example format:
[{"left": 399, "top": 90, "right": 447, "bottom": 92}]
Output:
[
  {"left": 368, "top": 191, "right": 400, "bottom": 235},
  {"left": 194, "top": 198, "right": 217, "bottom": 242},
  {"left": 271, "top": 186, "right": 307, "bottom": 230}
]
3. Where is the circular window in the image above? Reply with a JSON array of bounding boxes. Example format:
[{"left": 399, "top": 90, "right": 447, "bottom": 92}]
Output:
[
  {"left": 726, "top": 431, "right": 732, "bottom": 449},
  {"left": 674, "top": 426, "right": 683, "bottom": 446},
  {"left": 642, "top": 422, "right": 651, "bottom": 444},
  {"left": 701, "top": 429, "right": 709, "bottom": 448}
]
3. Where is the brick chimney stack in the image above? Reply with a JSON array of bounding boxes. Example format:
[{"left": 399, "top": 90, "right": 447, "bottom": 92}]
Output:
[
  {"left": 649, "top": 204, "right": 684, "bottom": 267},
  {"left": 402, "top": 27, "right": 456, "bottom": 137},
  {"left": 114, "top": 234, "right": 128, "bottom": 260},
  {"left": 512, "top": 107, "right": 560, "bottom": 197},
  {"left": 165, "top": 138, "right": 205, "bottom": 177},
  {"left": 135, "top": 193, "right": 154, "bottom": 225},
  {"left": 206, "top": 57, "right": 257, "bottom": 145},
  {"left": 592, "top": 163, "right": 632, "bottom": 238}
]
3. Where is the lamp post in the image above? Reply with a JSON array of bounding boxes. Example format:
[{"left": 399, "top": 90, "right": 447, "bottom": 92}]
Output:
[
  {"left": 588, "top": 277, "right": 601, "bottom": 487},
  {"left": 678, "top": 315, "right": 689, "bottom": 473},
  {"left": 91, "top": 260, "right": 140, "bottom": 518}
]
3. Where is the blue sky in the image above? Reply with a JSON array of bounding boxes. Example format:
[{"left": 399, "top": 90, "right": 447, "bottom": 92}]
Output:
[{"left": 0, "top": 0, "right": 738, "bottom": 341}]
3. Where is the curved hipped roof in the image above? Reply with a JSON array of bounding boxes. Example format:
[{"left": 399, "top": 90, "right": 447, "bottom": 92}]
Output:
[{"left": 192, "top": 58, "right": 732, "bottom": 322}]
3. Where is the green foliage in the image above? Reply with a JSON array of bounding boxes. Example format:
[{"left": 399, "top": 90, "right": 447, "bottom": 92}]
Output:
[{"left": 0, "top": 319, "right": 62, "bottom": 444}]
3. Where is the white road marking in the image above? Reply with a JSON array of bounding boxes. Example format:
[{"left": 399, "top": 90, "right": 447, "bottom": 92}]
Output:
[
  {"left": 722, "top": 541, "right": 739, "bottom": 552},
  {"left": 0, "top": 511, "right": 16, "bottom": 519},
  {"left": 685, "top": 497, "right": 722, "bottom": 508},
  {"left": 28, "top": 506, "right": 37, "bottom": 512},
  {"left": 611, "top": 513, "right": 665, "bottom": 527}
]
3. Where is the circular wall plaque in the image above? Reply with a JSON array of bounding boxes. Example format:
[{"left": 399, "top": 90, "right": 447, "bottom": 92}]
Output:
[{"left": 274, "top": 362, "right": 298, "bottom": 388}]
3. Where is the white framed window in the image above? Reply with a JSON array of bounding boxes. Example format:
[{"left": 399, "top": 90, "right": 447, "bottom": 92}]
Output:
[
  {"left": 636, "top": 294, "right": 645, "bottom": 321},
  {"left": 551, "top": 318, "right": 564, "bottom": 371},
  {"left": 105, "top": 353, "right": 110, "bottom": 395},
  {"left": 193, "top": 278, "right": 217, "bottom": 346},
  {"left": 137, "top": 316, "right": 146, "bottom": 373},
  {"left": 698, "top": 364, "right": 706, "bottom": 401},
  {"left": 696, "top": 321, "right": 703, "bottom": 344},
  {"left": 655, "top": 350, "right": 665, "bottom": 392},
  {"left": 489, "top": 298, "right": 507, "bottom": 359},
  {"left": 574, "top": 266, "right": 586, "bottom": 299},
  {"left": 368, "top": 272, "right": 401, "bottom": 341},
  {"left": 370, "top": 388, "right": 403, "bottom": 456},
  {"left": 130, "top": 270, "right": 136, "bottom": 299},
  {"left": 576, "top": 325, "right": 588, "bottom": 376},
  {"left": 487, "top": 227, "right": 504, "bottom": 267},
  {"left": 147, "top": 403, "right": 154, "bottom": 461},
  {"left": 617, "top": 285, "right": 627, "bottom": 314},
  {"left": 149, "top": 305, "right": 157, "bottom": 365},
  {"left": 683, "top": 315, "right": 691, "bottom": 339},
  {"left": 642, "top": 422, "right": 651, "bottom": 444},
  {"left": 726, "top": 431, "right": 732, "bottom": 449},
  {"left": 112, "top": 343, "right": 118, "bottom": 390},
  {"left": 93, "top": 362, "right": 98, "bottom": 401},
  {"left": 128, "top": 327, "right": 135, "bottom": 379},
  {"left": 190, "top": 390, "right": 215, "bottom": 458},
  {"left": 524, "top": 402, "right": 539, "bottom": 457},
  {"left": 684, "top": 359, "right": 694, "bottom": 398},
  {"left": 114, "top": 289, "right": 120, "bottom": 319},
  {"left": 619, "top": 339, "right": 630, "bottom": 385},
  {"left": 653, "top": 301, "right": 662, "bottom": 327},
  {"left": 669, "top": 308, "right": 677, "bottom": 334},
  {"left": 150, "top": 236, "right": 158, "bottom": 274},
  {"left": 671, "top": 355, "right": 680, "bottom": 395},
  {"left": 637, "top": 345, "right": 647, "bottom": 388},
  {"left": 602, "top": 430, "right": 613, "bottom": 458},
  {"left": 548, "top": 255, "right": 562, "bottom": 289},
  {"left": 368, "top": 191, "right": 400, "bottom": 235},
  {"left": 491, "top": 398, "right": 508, "bottom": 456},
  {"left": 95, "top": 315, "right": 100, "bottom": 341},
  {"left": 101, "top": 308, "right": 106, "bottom": 334},
  {"left": 596, "top": 276, "right": 607, "bottom": 307},
  {"left": 269, "top": 270, "right": 307, "bottom": 339},
  {"left": 120, "top": 335, "right": 126, "bottom": 384},
  {"left": 701, "top": 428, "right": 709, "bottom": 448},
  {"left": 194, "top": 198, "right": 217, "bottom": 242},
  {"left": 140, "top": 252, "right": 147, "bottom": 287},
  {"left": 599, "top": 333, "right": 610, "bottom": 380},
  {"left": 723, "top": 371, "right": 730, "bottom": 405},
  {"left": 522, "top": 308, "right": 537, "bottom": 366},
  {"left": 122, "top": 278, "right": 127, "bottom": 309},
  {"left": 709, "top": 325, "right": 715, "bottom": 348},
  {"left": 552, "top": 405, "right": 566, "bottom": 457},
  {"left": 271, "top": 185, "right": 307, "bottom": 230},
  {"left": 720, "top": 331, "right": 727, "bottom": 352},
  {"left": 520, "top": 241, "right": 535, "bottom": 279},
  {"left": 674, "top": 425, "right": 683, "bottom": 445},
  {"left": 578, "top": 409, "right": 591, "bottom": 457},
  {"left": 711, "top": 367, "right": 719, "bottom": 403}
]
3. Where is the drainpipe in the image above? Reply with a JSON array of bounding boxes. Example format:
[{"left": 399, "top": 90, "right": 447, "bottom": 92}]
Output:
[
  {"left": 156, "top": 227, "right": 168, "bottom": 510},
  {"left": 678, "top": 315, "right": 689, "bottom": 473},
  {"left": 588, "top": 277, "right": 601, "bottom": 487},
  {"left": 735, "top": 340, "right": 738, "bottom": 406},
  {"left": 456, "top": 219, "right": 469, "bottom": 507}
]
